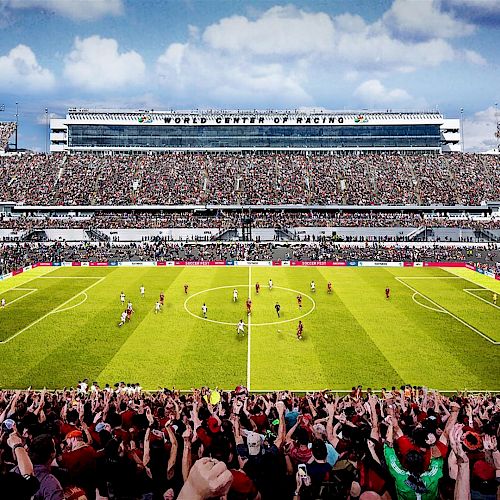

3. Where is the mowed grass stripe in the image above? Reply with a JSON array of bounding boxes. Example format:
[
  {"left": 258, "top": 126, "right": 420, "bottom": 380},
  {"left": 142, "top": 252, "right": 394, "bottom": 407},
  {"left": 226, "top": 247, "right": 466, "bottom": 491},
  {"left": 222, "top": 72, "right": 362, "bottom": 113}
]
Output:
[
  {"left": 386, "top": 268, "right": 498, "bottom": 388},
  {"left": 7, "top": 268, "right": 121, "bottom": 387},
  {"left": 249, "top": 268, "right": 404, "bottom": 391},
  {"left": 0, "top": 266, "right": 56, "bottom": 293},
  {"left": 98, "top": 268, "right": 248, "bottom": 389},
  {"left": 250, "top": 268, "right": 330, "bottom": 390},
  {"left": 336, "top": 268, "right": 485, "bottom": 388},
  {"left": 172, "top": 268, "right": 248, "bottom": 388},
  {"left": 0, "top": 276, "right": 103, "bottom": 342},
  {"left": 399, "top": 273, "right": 500, "bottom": 343}
]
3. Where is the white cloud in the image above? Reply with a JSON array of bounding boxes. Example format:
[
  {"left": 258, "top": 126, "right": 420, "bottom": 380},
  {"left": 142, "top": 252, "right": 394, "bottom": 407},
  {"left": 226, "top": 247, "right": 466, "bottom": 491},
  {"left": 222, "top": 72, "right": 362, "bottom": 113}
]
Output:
[
  {"left": 463, "top": 106, "right": 499, "bottom": 152},
  {"left": 0, "top": 44, "right": 55, "bottom": 91},
  {"left": 63, "top": 36, "right": 145, "bottom": 91},
  {"left": 354, "top": 79, "right": 412, "bottom": 105},
  {"left": 203, "top": 5, "right": 335, "bottom": 55},
  {"left": 382, "top": 0, "right": 474, "bottom": 40},
  {"left": 156, "top": 42, "right": 311, "bottom": 107},
  {"left": 4, "top": 0, "right": 123, "bottom": 21}
]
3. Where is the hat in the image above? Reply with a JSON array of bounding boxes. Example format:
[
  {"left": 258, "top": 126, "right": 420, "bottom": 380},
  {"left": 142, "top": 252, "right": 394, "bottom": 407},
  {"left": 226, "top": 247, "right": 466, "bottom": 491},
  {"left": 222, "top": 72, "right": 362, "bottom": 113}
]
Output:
[
  {"left": 207, "top": 416, "right": 221, "bottom": 434},
  {"left": 462, "top": 431, "right": 482, "bottom": 451},
  {"left": 235, "top": 386, "right": 246, "bottom": 395},
  {"left": 473, "top": 460, "right": 495, "bottom": 481},
  {"left": 247, "top": 432, "right": 262, "bottom": 456},
  {"left": 313, "top": 423, "right": 326, "bottom": 437},
  {"left": 95, "top": 422, "right": 109, "bottom": 433},
  {"left": 65, "top": 430, "right": 83, "bottom": 440}
]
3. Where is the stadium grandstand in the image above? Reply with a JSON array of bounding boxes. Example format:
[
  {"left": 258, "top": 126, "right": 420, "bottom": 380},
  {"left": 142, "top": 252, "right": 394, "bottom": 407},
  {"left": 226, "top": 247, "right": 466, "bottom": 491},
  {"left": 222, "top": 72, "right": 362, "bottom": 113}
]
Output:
[{"left": 0, "top": 121, "right": 16, "bottom": 152}]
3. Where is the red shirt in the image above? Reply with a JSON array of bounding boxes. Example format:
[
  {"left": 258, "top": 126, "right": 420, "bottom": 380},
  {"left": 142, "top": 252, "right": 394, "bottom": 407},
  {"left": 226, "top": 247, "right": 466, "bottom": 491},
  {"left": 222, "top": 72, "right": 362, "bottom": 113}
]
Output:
[{"left": 396, "top": 435, "right": 447, "bottom": 471}]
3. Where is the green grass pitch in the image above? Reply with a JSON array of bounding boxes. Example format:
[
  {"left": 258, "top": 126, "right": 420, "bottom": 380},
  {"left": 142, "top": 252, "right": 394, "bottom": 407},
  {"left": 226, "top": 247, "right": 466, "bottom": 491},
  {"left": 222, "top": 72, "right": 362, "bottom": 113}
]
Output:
[{"left": 0, "top": 265, "right": 498, "bottom": 391}]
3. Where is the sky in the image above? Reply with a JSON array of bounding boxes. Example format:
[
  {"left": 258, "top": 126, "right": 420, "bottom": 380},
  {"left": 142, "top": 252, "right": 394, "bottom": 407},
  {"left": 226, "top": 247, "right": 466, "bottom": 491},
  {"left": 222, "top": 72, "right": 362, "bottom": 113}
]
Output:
[{"left": 0, "top": 0, "right": 499, "bottom": 151}]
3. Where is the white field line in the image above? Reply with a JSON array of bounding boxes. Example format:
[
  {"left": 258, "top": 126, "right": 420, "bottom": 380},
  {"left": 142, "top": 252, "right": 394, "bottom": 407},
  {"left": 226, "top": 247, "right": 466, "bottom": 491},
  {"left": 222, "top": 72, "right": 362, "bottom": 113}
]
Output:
[
  {"left": 0, "top": 277, "right": 105, "bottom": 345},
  {"left": 0, "top": 267, "right": 59, "bottom": 294},
  {"left": 396, "top": 277, "right": 499, "bottom": 345},
  {"left": 39, "top": 276, "right": 102, "bottom": 279},
  {"left": 52, "top": 292, "right": 88, "bottom": 314},
  {"left": 183, "top": 285, "right": 316, "bottom": 326},
  {"left": 445, "top": 267, "right": 500, "bottom": 293},
  {"left": 411, "top": 292, "right": 446, "bottom": 313},
  {"left": 247, "top": 266, "right": 252, "bottom": 391},
  {"left": 463, "top": 289, "right": 500, "bottom": 310},
  {"left": 2, "top": 288, "right": 38, "bottom": 307}
]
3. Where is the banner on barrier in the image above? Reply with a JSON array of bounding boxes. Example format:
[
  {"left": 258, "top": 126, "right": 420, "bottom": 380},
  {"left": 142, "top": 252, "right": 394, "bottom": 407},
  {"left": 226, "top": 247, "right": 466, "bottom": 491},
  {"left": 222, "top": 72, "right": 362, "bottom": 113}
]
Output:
[
  {"left": 403, "top": 262, "right": 414, "bottom": 267},
  {"left": 12, "top": 268, "right": 24, "bottom": 276},
  {"left": 358, "top": 262, "right": 403, "bottom": 267},
  {"left": 89, "top": 262, "right": 108, "bottom": 267},
  {"left": 423, "top": 262, "right": 466, "bottom": 267},
  {"left": 484, "top": 271, "right": 495, "bottom": 278},
  {"left": 347, "top": 261, "right": 358, "bottom": 266},
  {"left": 108, "top": 261, "right": 118, "bottom": 266},
  {"left": 465, "top": 263, "right": 476, "bottom": 270},
  {"left": 272, "top": 261, "right": 282, "bottom": 266},
  {"left": 72, "top": 262, "right": 82, "bottom": 266},
  {"left": 52, "top": 262, "right": 62, "bottom": 267},
  {"left": 37, "top": 262, "right": 53, "bottom": 267}
]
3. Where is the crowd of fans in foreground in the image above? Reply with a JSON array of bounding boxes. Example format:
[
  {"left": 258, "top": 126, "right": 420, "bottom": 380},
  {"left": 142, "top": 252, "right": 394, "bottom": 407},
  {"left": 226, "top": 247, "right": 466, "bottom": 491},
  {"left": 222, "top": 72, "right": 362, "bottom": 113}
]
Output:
[
  {"left": 0, "top": 152, "right": 498, "bottom": 206},
  {"left": 1, "top": 212, "right": 500, "bottom": 231},
  {"left": 1, "top": 242, "right": 499, "bottom": 276},
  {"left": 0, "top": 122, "right": 16, "bottom": 151},
  {"left": 0, "top": 384, "right": 498, "bottom": 499}
]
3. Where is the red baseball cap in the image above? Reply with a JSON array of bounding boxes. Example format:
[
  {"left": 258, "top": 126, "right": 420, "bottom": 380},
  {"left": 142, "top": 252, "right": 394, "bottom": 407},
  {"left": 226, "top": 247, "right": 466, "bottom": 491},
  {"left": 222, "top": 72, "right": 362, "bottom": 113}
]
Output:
[
  {"left": 207, "top": 416, "right": 221, "bottom": 434},
  {"left": 65, "top": 430, "right": 83, "bottom": 440}
]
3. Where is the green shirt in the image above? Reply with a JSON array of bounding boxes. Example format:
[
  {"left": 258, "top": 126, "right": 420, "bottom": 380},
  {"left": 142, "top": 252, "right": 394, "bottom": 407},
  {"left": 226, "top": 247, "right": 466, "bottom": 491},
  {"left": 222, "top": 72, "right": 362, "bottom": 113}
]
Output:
[{"left": 384, "top": 444, "right": 443, "bottom": 500}]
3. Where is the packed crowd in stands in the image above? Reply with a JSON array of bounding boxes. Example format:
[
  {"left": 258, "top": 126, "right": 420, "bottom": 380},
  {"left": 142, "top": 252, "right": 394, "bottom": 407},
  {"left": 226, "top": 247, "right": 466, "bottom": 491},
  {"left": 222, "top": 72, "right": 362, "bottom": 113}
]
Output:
[
  {"left": 0, "top": 384, "right": 498, "bottom": 499},
  {"left": 0, "top": 122, "right": 16, "bottom": 151},
  {"left": 1, "top": 212, "right": 500, "bottom": 231},
  {"left": 1, "top": 241, "right": 498, "bottom": 276},
  {"left": 0, "top": 152, "right": 498, "bottom": 206}
]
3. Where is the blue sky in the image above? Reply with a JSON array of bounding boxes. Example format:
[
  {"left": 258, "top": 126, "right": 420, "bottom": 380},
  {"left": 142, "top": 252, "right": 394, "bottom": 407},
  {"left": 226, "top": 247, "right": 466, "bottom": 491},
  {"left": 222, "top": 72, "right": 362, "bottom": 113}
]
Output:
[{"left": 0, "top": 0, "right": 499, "bottom": 151}]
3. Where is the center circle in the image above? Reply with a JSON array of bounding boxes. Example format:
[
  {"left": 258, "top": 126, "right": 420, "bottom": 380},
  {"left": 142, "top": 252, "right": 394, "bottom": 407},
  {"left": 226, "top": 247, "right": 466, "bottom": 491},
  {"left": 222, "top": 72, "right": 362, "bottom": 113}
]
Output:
[{"left": 184, "top": 285, "right": 316, "bottom": 326}]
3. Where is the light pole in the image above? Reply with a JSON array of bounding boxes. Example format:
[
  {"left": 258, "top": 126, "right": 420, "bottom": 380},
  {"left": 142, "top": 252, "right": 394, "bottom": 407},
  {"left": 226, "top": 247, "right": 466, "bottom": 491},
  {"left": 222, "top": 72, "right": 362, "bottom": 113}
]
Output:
[{"left": 460, "top": 108, "right": 464, "bottom": 153}]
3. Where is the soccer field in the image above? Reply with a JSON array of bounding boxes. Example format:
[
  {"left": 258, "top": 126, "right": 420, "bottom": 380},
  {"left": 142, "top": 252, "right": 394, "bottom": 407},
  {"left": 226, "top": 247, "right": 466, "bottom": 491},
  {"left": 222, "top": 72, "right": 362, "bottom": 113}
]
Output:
[{"left": 0, "top": 265, "right": 498, "bottom": 391}]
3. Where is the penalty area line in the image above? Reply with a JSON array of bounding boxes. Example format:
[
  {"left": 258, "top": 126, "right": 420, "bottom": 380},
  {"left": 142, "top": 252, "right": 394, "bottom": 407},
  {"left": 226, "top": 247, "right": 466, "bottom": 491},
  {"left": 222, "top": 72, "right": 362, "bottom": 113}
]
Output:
[
  {"left": 463, "top": 289, "right": 500, "bottom": 310},
  {"left": 0, "top": 277, "right": 105, "bottom": 345},
  {"left": 396, "top": 277, "right": 499, "bottom": 345}
]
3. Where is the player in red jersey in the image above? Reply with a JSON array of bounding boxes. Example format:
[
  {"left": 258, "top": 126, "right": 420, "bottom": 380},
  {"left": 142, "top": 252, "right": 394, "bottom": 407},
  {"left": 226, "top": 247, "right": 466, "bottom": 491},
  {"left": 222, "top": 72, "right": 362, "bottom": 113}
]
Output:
[
  {"left": 184, "top": 284, "right": 189, "bottom": 294},
  {"left": 255, "top": 282, "right": 260, "bottom": 294},
  {"left": 246, "top": 298, "right": 252, "bottom": 314},
  {"left": 327, "top": 281, "right": 332, "bottom": 293},
  {"left": 159, "top": 292, "right": 165, "bottom": 306},
  {"left": 297, "top": 321, "right": 303, "bottom": 340},
  {"left": 385, "top": 287, "right": 390, "bottom": 299},
  {"left": 297, "top": 294, "right": 302, "bottom": 309}
]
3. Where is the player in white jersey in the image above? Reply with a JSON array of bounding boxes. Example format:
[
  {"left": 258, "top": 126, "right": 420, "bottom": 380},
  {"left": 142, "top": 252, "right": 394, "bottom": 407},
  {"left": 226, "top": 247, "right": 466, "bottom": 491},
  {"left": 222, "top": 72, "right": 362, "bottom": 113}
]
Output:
[
  {"left": 1, "top": 298, "right": 5, "bottom": 308},
  {"left": 140, "top": 285, "right": 145, "bottom": 297},
  {"left": 118, "top": 310, "right": 127, "bottom": 327},
  {"left": 269, "top": 279, "right": 273, "bottom": 290},
  {"left": 202, "top": 303, "right": 208, "bottom": 318},
  {"left": 127, "top": 301, "right": 133, "bottom": 311},
  {"left": 120, "top": 292, "right": 125, "bottom": 305},
  {"left": 237, "top": 319, "right": 245, "bottom": 336},
  {"left": 233, "top": 288, "right": 238, "bottom": 302},
  {"left": 155, "top": 301, "right": 161, "bottom": 314},
  {"left": 310, "top": 280, "right": 316, "bottom": 292}
]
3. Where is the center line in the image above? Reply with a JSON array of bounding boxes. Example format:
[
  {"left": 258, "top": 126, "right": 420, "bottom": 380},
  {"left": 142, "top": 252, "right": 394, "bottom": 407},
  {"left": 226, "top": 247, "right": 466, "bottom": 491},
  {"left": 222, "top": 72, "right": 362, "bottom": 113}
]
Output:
[{"left": 247, "top": 266, "right": 252, "bottom": 391}]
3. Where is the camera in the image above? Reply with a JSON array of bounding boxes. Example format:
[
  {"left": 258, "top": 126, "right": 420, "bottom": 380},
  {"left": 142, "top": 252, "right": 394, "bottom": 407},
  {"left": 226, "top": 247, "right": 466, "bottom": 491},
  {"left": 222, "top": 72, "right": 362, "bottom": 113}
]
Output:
[{"left": 2, "top": 419, "right": 16, "bottom": 435}]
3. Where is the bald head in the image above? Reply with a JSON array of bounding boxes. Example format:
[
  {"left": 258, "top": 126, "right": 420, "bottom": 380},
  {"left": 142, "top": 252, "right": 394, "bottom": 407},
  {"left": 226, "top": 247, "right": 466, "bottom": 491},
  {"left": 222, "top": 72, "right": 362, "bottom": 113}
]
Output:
[{"left": 359, "top": 492, "right": 382, "bottom": 500}]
